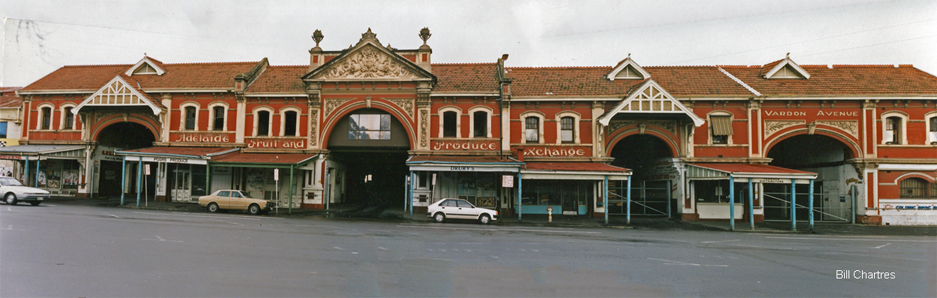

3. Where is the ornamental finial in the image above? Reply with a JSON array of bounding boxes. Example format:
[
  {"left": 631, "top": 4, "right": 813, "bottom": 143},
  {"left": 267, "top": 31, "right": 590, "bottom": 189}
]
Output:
[
  {"left": 312, "top": 29, "right": 324, "bottom": 47},
  {"left": 419, "top": 27, "right": 432, "bottom": 45}
]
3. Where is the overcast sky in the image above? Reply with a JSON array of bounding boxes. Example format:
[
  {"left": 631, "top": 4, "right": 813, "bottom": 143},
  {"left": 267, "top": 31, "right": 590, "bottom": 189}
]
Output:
[{"left": 1, "top": 0, "right": 935, "bottom": 87}]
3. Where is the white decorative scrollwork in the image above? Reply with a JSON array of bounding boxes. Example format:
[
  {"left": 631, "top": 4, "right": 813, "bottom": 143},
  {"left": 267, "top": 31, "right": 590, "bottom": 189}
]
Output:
[
  {"left": 764, "top": 120, "right": 805, "bottom": 136},
  {"left": 324, "top": 98, "right": 355, "bottom": 116},
  {"left": 608, "top": 120, "right": 636, "bottom": 133},
  {"left": 386, "top": 98, "right": 414, "bottom": 118},
  {"left": 319, "top": 46, "right": 418, "bottom": 79},
  {"left": 816, "top": 120, "right": 858, "bottom": 137}
]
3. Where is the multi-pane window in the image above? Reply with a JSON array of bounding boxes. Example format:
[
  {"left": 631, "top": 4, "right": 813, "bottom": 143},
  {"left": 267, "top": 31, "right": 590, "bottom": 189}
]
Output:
[
  {"left": 900, "top": 178, "right": 937, "bottom": 199},
  {"left": 212, "top": 106, "right": 225, "bottom": 131},
  {"left": 525, "top": 117, "right": 539, "bottom": 143},
  {"left": 443, "top": 111, "right": 457, "bottom": 138},
  {"left": 41, "top": 107, "right": 52, "bottom": 130},
  {"left": 257, "top": 111, "right": 270, "bottom": 136},
  {"left": 560, "top": 116, "right": 574, "bottom": 143},
  {"left": 348, "top": 114, "right": 390, "bottom": 140},
  {"left": 473, "top": 111, "right": 487, "bottom": 138},
  {"left": 929, "top": 117, "right": 937, "bottom": 145},
  {"left": 284, "top": 111, "right": 297, "bottom": 136},
  {"left": 63, "top": 107, "right": 74, "bottom": 129},
  {"left": 884, "top": 116, "right": 901, "bottom": 144},
  {"left": 184, "top": 106, "right": 196, "bottom": 130}
]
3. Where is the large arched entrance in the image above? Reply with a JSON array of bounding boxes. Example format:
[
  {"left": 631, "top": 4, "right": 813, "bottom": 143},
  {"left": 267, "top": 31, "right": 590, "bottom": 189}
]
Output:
[
  {"left": 325, "top": 108, "right": 411, "bottom": 211},
  {"left": 96, "top": 122, "right": 156, "bottom": 198},
  {"left": 608, "top": 134, "right": 676, "bottom": 216},
  {"left": 766, "top": 134, "right": 855, "bottom": 222}
]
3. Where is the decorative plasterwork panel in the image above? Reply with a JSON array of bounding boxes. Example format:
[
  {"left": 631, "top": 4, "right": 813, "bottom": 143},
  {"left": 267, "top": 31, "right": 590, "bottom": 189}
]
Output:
[
  {"left": 324, "top": 98, "right": 355, "bottom": 116},
  {"left": 309, "top": 110, "right": 318, "bottom": 147},
  {"left": 385, "top": 98, "right": 414, "bottom": 118},
  {"left": 764, "top": 120, "right": 805, "bottom": 137},
  {"left": 647, "top": 120, "right": 676, "bottom": 134},
  {"left": 318, "top": 46, "right": 419, "bottom": 80},
  {"left": 419, "top": 110, "right": 429, "bottom": 148},
  {"left": 817, "top": 120, "right": 858, "bottom": 137},
  {"left": 608, "top": 120, "right": 637, "bottom": 133}
]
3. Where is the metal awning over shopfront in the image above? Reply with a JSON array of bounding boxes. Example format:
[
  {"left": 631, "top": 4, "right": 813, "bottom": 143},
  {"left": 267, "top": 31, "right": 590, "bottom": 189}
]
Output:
[
  {"left": 116, "top": 147, "right": 240, "bottom": 165},
  {"left": 0, "top": 145, "right": 86, "bottom": 188},
  {"left": 209, "top": 152, "right": 318, "bottom": 167},
  {"left": 686, "top": 163, "right": 818, "bottom": 231},
  {"left": 406, "top": 156, "right": 524, "bottom": 172},
  {"left": 520, "top": 162, "right": 632, "bottom": 224}
]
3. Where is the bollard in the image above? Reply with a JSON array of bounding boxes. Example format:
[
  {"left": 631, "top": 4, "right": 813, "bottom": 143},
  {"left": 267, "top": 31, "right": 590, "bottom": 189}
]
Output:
[{"left": 547, "top": 206, "right": 553, "bottom": 223}]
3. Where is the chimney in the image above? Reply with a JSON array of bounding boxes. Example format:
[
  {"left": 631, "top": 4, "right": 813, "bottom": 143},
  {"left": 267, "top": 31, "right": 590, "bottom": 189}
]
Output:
[
  {"left": 417, "top": 27, "right": 432, "bottom": 72},
  {"left": 234, "top": 73, "right": 247, "bottom": 92},
  {"left": 309, "top": 29, "right": 325, "bottom": 72}
]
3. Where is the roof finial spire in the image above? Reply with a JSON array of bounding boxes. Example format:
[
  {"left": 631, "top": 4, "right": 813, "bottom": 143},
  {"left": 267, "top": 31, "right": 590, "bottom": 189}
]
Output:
[
  {"left": 786, "top": 52, "right": 790, "bottom": 59},
  {"left": 628, "top": 53, "right": 631, "bottom": 59}
]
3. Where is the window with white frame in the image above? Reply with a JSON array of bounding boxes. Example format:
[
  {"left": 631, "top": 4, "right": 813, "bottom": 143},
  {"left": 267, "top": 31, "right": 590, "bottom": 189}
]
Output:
[
  {"left": 928, "top": 115, "right": 937, "bottom": 145},
  {"left": 900, "top": 178, "right": 937, "bottom": 199},
  {"left": 560, "top": 117, "right": 574, "bottom": 143},
  {"left": 709, "top": 114, "right": 733, "bottom": 145},
  {"left": 211, "top": 105, "right": 225, "bottom": 131},
  {"left": 525, "top": 117, "right": 540, "bottom": 143},
  {"left": 40, "top": 106, "right": 52, "bottom": 130},
  {"left": 183, "top": 106, "right": 197, "bottom": 131},
  {"left": 62, "top": 106, "right": 75, "bottom": 130},
  {"left": 256, "top": 110, "right": 271, "bottom": 136},
  {"left": 282, "top": 110, "right": 298, "bottom": 137},
  {"left": 883, "top": 115, "right": 904, "bottom": 144}
]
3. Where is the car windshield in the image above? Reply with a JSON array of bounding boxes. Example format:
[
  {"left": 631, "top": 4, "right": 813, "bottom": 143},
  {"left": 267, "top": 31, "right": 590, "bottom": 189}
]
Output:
[{"left": 0, "top": 177, "right": 24, "bottom": 187}]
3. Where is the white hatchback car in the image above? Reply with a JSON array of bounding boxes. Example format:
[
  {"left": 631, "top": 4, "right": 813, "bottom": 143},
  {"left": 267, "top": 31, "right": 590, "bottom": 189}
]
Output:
[
  {"left": 0, "top": 177, "right": 50, "bottom": 206},
  {"left": 426, "top": 198, "right": 498, "bottom": 224}
]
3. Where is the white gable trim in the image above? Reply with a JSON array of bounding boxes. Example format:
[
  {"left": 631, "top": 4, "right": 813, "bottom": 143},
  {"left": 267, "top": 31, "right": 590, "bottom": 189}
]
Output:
[
  {"left": 606, "top": 57, "right": 651, "bottom": 81},
  {"left": 74, "top": 76, "right": 163, "bottom": 115},
  {"left": 598, "top": 79, "right": 706, "bottom": 127},
  {"left": 764, "top": 56, "right": 810, "bottom": 79},
  {"left": 125, "top": 56, "right": 166, "bottom": 76}
]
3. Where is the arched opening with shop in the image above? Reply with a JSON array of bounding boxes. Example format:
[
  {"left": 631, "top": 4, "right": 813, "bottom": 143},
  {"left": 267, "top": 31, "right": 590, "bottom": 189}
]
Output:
[
  {"left": 608, "top": 134, "right": 677, "bottom": 217},
  {"left": 324, "top": 108, "right": 412, "bottom": 211},
  {"left": 765, "top": 134, "right": 857, "bottom": 222},
  {"left": 94, "top": 122, "right": 157, "bottom": 199}
]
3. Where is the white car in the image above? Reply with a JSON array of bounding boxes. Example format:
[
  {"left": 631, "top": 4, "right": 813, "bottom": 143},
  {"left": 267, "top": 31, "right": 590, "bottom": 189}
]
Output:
[
  {"left": 0, "top": 177, "right": 50, "bottom": 206},
  {"left": 427, "top": 198, "right": 498, "bottom": 224}
]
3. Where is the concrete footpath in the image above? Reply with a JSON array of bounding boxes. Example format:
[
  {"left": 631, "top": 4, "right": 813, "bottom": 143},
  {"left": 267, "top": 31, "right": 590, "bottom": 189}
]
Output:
[{"left": 42, "top": 196, "right": 936, "bottom": 236}]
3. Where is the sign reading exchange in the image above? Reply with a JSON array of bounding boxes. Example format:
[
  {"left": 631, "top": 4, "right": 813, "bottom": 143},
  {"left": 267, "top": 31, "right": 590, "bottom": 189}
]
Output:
[{"left": 523, "top": 147, "right": 587, "bottom": 157}]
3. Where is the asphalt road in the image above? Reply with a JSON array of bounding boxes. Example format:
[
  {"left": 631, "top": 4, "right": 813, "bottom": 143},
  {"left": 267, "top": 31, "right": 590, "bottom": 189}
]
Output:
[{"left": 2, "top": 203, "right": 935, "bottom": 297}]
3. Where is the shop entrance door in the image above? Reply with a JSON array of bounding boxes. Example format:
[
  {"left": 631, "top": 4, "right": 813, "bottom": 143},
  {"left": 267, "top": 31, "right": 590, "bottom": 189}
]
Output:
[{"left": 172, "top": 168, "right": 191, "bottom": 202}]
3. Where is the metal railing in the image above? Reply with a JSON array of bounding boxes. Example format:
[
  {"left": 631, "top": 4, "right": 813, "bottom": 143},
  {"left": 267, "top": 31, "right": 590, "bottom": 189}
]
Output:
[{"left": 763, "top": 193, "right": 850, "bottom": 222}]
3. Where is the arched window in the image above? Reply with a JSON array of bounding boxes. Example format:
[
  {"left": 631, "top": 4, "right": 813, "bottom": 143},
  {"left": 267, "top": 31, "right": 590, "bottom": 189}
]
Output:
[
  {"left": 708, "top": 112, "right": 733, "bottom": 145},
  {"left": 900, "top": 178, "right": 936, "bottom": 199},
  {"left": 473, "top": 111, "right": 488, "bottom": 138},
  {"left": 881, "top": 111, "right": 907, "bottom": 145},
  {"left": 184, "top": 106, "right": 197, "bottom": 130},
  {"left": 282, "top": 110, "right": 299, "bottom": 137},
  {"left": 560, "top": 117, "right": 574, "bottom": 143},
  {"left": 212, "top": 106, "right": 225, "bottom": 131},
  {"left": 555, "top": 111, "right": 581, "bottom": 144},
  {"left": 443, "top": 111, "right": 458, "bottom": 138},
  {"left": 40, "top": 106, "right": 52, "bottom": 130},
  {"left": 256, "top": 110, "right": 271, "bottom": 136},
  {"left": 525, "top": 117, "right": 540, "bottom": 143},
  {"left": 927, "top": 114, "right": 937, "bottom": 145},
  {"left": 61, "top": 106, "right": 75, "bottom": 130}
]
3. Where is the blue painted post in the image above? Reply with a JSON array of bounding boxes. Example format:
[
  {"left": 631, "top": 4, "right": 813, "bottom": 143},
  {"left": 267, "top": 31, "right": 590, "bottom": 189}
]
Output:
[
  {"left": 626, "top": 177, "right": 632, "bottom": 225},
  {"left": 136, "top": 157, "right": 142, "bottom": 206},
  {"left": 120, "top": 158, "right": 126, "bottom": 205},
  {"left": 409, "top": 171, "right": 414, "bottom": 220},
  {"left": 808, "top": 179, "right": 815, "bottom": 232},
  {"left": 729, "top": 176, "right": 735, "bottom": 231},
  {"left": 790, "top": 179, "right": 797, "bottom": 232},
  {"left": 517, "top": 172, "right": 523, "bottom": 222},
  {"left": 748, "top": 178, "right": 754, "bottom": 230},
  {"left": 24, "top": 158, "right": 29, "bottom": 187},
  {"left": 604, "top": 176, "right": 609, "bottom": 225},
  {"left": 35, "top": 159, "right": 40, "bottom": 187}
]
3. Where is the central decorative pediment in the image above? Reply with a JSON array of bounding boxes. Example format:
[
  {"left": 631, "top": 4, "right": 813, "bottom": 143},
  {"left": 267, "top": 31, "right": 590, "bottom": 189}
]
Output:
[
  {"left": 598, "top": 79, "right": 705, "bottom": 127},
  {"left": 74, "top": 75, "right": 163, "bottom": 115},
  {"left": 316, "top": 45, "right": 420, "bottom": 80}
]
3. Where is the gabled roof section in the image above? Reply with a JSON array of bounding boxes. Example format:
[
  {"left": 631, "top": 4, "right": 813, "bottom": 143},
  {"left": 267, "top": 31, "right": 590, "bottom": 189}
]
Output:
[
  {"left": 432, "top": 63, "right": 499, "bottom": 93},
  {"left": 0, "top": 87, "right": 23, "bottom": 108},
  {"left": 598, "top": 79, "right": 706, "bottom": 127},
  {"left": 606, "top": 56, "right": 651, "bottom": 81},
  {"left": 74, "top": 75, "right": 163, "bottom": 115},
  {"left": 763, "top": 54, "right": 810, "bottom": 79},
  {"left": 303, "top": 29, "right": 435, "bottom": 82},
  {"left": 125, "top": 56, "right": 166, "bottom": 76}
]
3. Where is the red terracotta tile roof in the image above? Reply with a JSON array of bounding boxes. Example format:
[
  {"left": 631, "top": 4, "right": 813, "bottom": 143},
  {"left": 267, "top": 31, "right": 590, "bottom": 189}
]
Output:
[
  {"left": 118, "top": 74, "right": 166, "bottom": 110},
  {"left": 721, "top": 64, "right": 937, "bottom": 97},
  {"left": 118, "top": 146, "right": 239, "bottom": 157},
  {"left": 247, "top": 65, "right": 308, "bottom": 93},
  {"left": 503, "top": 66, "right": 754, "bottom": 98},
  {"left": 690, "top": 163, "right": 815, "bottom": 175},
  {"left": 524, "top": 162, "right": 630, "bottom": 173},
  {"left": 0, "top": 87, "right": 23, "bottom": 108},
  {"left": 211, "top": 152, "right": 317, "bottom": 165},
  {"left": 432, "top": 63, "right": 500, "bottom": 93},
  {"left": 22, "top": 61, "right": 263, "bottom": 91}
]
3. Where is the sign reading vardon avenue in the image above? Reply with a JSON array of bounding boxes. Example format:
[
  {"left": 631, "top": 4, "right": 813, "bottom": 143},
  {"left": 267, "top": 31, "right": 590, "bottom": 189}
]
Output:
[{"left": 764, "top": 110, "right": 859, "bottom": 117}]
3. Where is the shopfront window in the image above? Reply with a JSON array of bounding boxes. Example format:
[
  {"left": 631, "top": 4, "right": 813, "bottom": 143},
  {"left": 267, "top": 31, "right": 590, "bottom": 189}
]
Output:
[
  {"left": 901, "top": 178, "right": 935, "bottom": 199},
  {"left": 694, "top": 180, "right": 746, "bottom": 203},
  {"left": 348, "top": 114, "right": 390, "bottom": 140},
  {"left": 521, "top": 180, "right": 591, "bottom": 208}
]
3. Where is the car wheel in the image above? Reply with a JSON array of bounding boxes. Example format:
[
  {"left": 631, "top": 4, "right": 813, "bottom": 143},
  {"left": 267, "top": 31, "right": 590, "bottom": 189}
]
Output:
[
  {"left": 30, "top": 202, "right": 41, "bottom": 206},
  {"left": 433, "top": 212, "right": 446, "bottom": 223},
  {"left": 248, "top": 204, "right": 261, "bottom": 215},
  {"left": 479, "top": 214, "right": 491, "bottom": 224},
  {"left": 207, "top": 203, "right": 219, "bottom": 213},
  {"left": 5, "top": 193, "right": 16, "bottom": 205}
]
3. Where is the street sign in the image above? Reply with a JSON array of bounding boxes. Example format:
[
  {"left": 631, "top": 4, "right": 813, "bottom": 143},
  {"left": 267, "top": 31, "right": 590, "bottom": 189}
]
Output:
[
  {"left": 274, "top": 168, "right": 279, "bottom": 181},
  {"left": 432, "top": 173, "right": 436, "bottom": 186},
  {"left": 144, "top": 164, "right": 150, "bottom": 175},
  {"left": 502, "top": 175, "right": 514, "bottom": 188}
]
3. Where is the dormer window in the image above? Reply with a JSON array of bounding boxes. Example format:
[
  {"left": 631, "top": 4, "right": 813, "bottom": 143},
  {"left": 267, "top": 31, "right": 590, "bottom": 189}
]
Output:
[
  {"left": 770, "top": 65, "right": 805, "bottom": 79},
  {"left": 615, "top": 66, "right": 643, "bottom": 79},
  {"left": 132, "top": 63, "right": 158, "bottom": 75},
  {"left": 764, "top": 54, "right": 811, "bottom": 80},
  {"left": 606, "top": 56, "right": 651, "bottom": 81}
]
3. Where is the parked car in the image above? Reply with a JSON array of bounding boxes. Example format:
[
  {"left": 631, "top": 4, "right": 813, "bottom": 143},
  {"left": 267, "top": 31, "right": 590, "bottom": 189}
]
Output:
[
  {"left": 0, "top": 177, "right": 50, "bottom": 206},
  {"left": 198, "top": 190, "right": 274, "bottom": 215},
  {"left": 427, "top": 198, "right": 498, "bottom": 224}
]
